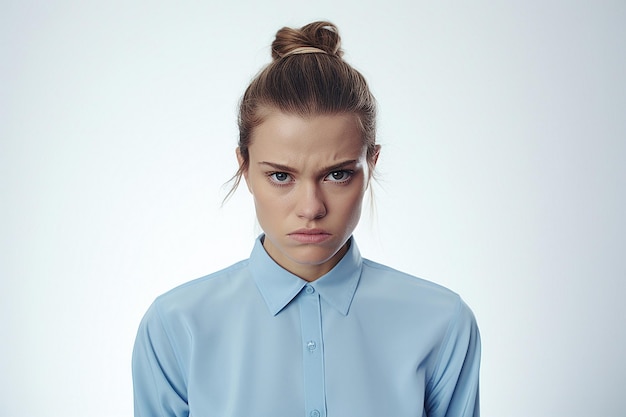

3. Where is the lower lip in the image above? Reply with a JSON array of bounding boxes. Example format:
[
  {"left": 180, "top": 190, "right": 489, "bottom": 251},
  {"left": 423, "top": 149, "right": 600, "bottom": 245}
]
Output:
[{"left": 289, "top": 233, "right": 332, "bottom": 244}]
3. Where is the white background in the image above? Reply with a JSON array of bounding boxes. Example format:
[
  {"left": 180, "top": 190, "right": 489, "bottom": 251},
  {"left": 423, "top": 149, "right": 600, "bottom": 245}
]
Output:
[{"left": 1, "top": 1, "right": 625, "bottom": 416}]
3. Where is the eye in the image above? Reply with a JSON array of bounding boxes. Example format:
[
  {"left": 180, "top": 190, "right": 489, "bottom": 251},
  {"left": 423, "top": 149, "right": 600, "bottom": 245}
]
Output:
[
  {"left": 268, "top": 172, "right": 292, "bottom": 184},
  {"left": 325, "top": 170, "right": 353, "bottom": 183}
]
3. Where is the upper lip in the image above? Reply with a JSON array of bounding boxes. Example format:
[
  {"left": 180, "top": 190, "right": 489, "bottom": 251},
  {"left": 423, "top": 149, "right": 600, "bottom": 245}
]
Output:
[{"left": 289, "top": 228, "right": 330, "bottom": 235}]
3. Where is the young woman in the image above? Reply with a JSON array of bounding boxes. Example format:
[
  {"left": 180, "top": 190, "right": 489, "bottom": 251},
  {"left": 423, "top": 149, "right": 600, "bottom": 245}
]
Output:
[{"left": 132, "top": 21, "right": 481, "bottom": 417}]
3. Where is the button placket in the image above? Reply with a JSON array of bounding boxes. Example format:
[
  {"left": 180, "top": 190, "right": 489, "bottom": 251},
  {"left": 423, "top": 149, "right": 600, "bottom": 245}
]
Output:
[{"left": 299, "top": 285, "right": 326, "bottom": 417}]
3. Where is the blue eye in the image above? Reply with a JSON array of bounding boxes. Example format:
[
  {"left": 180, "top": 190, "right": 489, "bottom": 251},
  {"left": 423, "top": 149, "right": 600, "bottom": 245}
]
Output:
[
  {"left": 325, "top": 170, "right": 352, "bottom": 182},
  {"left": 269, "top": 172, "right": 292, "bottom": 183}
]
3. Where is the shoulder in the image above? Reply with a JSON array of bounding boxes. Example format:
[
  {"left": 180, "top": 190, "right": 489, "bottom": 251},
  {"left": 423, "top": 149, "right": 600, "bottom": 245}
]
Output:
[
  {"left": 134, "top": 258, "right": 257, "bottom": 359},
  {"left": 361, "top": 258, "right": 461, "bottom": 300},
  {"left": 150, "top": 258, "right": 253, "bottom": 319},
  {"left": 359, "top": 258, "right": 474, "bottom": 322}
]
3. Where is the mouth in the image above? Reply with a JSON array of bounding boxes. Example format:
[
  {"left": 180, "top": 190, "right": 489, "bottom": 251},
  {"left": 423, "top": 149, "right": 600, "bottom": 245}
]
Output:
[{"left": 288, "top": 229, "right": 332, "bottom": 244}]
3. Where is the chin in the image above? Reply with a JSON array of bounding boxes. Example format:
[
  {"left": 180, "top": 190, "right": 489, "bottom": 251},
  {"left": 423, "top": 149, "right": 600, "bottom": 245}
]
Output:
[{"left": 287, "top": 242, "right": 346, "bottom": 265}]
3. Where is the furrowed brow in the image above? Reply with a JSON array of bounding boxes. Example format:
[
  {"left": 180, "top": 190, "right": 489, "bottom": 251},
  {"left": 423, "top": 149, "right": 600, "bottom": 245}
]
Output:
[
  {"left": 258, "top": 160, "right": 358, "bottom": 174},
  {"left": 258, "top": 162, "right": 296, "bottom": 172},
  {"left": 321, "top": 160, "right": 358, "bottom": 172}
]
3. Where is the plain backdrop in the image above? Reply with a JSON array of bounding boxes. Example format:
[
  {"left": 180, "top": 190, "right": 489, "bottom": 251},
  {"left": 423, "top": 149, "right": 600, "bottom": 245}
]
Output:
[{"left": 1, "top": 1, "right": 625, "bottom": 416}]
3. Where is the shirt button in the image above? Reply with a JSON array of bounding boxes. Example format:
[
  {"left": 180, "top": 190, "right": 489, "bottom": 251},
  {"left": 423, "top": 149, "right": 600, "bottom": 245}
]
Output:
[
  {"left": 310, "top": 410, "right": 320, "bottom": 417},
  {"left": 305, "top": 285, "right": 315, "bottom": 294},
  {"left": 307, "top": 340, "right": 317, "bottom": 351}
]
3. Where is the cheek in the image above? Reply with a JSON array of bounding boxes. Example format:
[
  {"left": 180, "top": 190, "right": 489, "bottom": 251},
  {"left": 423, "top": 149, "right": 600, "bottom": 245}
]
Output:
[
  {"left": 348, "top": 197, "right": 364, "bottom": 221},
  {"left": 334, "top": 188, "right": 365, "bottom": 221},
  {"left": 252, "top": 187, "right": 284, "bottom": 220},
  {"left": 253, "top": 192, "right": 271, "bottom": 214}
]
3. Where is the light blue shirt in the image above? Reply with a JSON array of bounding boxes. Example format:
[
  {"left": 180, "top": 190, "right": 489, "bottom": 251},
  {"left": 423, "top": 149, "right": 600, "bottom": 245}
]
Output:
[{"left": 132, "top": 236, "right": 480, "bottom": 417}]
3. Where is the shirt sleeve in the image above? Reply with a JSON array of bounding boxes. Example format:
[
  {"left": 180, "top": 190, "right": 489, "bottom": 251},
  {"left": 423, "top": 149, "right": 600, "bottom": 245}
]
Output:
[
  {"left": 132, "top": 300, "right": 190, "bottom": 417},
  {"left": 425, "top": 297, "right": 481, "bottom": 417}
]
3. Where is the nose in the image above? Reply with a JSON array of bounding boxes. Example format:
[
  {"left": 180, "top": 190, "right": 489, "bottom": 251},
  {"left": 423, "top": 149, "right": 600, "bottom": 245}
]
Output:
[{"left": 295, "top": 182, "right": 327, "bottom": 220}]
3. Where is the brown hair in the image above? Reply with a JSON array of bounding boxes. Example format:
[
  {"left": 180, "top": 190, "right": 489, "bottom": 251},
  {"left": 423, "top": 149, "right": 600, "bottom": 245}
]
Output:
[{"left": 226, "top": 21, "right": 377, "bottom": 199}]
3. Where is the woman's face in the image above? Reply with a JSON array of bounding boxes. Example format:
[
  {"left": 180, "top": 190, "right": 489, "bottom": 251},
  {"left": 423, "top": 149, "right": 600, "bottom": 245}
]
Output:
[{"left": 239, "top": 111, "right": 376, "bottom": 281}]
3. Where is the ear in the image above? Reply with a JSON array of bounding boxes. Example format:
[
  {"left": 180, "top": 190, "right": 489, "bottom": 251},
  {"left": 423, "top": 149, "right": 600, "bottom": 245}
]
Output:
[
  {"left": 372, "top": 144, "right": 381, "bottom": 167},
  {"left": 366, "top": 144, "right": 381, "bottom": 185},
  {"left": 235, "top": 147, "right": 252, "bottom": 192}
]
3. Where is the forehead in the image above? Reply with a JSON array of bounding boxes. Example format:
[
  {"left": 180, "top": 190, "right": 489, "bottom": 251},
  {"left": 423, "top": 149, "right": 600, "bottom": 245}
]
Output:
[{"left": 249, "top": 111, "right": 365, "bottom": 163}]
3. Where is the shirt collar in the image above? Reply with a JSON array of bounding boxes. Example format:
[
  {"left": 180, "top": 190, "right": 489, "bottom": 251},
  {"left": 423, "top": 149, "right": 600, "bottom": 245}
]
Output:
[{"left": 249, "top": 235, "right": 363, "bottom": 316}]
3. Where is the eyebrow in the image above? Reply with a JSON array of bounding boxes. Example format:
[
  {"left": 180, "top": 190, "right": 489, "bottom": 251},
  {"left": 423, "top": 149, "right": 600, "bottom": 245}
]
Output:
[{"left": 258, "top": 159, "right": 359, "bottom": 173}]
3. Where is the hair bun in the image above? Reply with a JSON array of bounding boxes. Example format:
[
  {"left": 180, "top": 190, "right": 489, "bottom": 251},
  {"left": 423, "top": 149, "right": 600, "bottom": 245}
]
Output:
[{"left": 271, "top": 21, "right": 343, "bottom": 60}]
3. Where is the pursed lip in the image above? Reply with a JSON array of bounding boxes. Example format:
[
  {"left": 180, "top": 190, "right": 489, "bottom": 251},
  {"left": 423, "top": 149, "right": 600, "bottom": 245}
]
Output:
[
  {"left": 289, "top": 228, "right": 330, "bottom": 235},
  {"left": 288, "top": 228, "right": 332, "bottom": 243}
]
